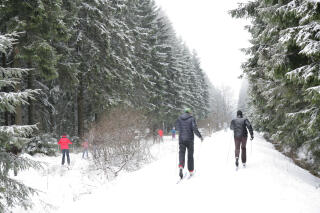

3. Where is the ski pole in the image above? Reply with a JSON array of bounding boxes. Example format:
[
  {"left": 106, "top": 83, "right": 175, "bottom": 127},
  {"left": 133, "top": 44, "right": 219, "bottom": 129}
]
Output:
[
  {"left": 176, "top": 139, "right": 179, "bottom": 173},
  {"left": 199, "top": 139, "right": 203, "bottom": 170},
  {"left": 196, "top": 138, "right": 202, "bottom": 172},
  {"left": 250, "top": 138, "right": 253, "bottom": 156},
  {"left": 226, "top": 132, "right": 232, "bottom": 164}
]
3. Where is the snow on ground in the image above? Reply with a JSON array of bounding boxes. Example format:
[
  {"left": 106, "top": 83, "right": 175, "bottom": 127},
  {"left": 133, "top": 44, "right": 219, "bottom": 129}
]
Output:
[{"left": 13, "top": 130, "right": 320, "bottom": 213}]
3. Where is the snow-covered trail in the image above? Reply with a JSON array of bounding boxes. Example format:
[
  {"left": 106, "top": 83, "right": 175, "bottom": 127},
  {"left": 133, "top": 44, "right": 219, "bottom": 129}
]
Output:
[
  {"left": 14, "top": 130, "right": 320, "bottom": 213},
  {"left": 56, "top": 130, "right": 320, "bottom": 213}
]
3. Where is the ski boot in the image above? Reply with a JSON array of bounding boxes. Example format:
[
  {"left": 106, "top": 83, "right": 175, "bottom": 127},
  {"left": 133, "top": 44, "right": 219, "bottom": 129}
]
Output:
[
  {"left": 235, "top": 157, "right": 239, "bottom": 171},
  {"left": 179, "top": 168, "right": 183, "bottom": 179}
]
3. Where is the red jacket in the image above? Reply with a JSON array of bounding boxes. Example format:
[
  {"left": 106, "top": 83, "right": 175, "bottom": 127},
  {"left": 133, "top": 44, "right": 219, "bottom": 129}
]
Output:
[
  {"left": 58, "top": 136, "right": 72, "bottom": 150},
  {"left": 158, "top": 129, "right": 163, "bottom": 137}
]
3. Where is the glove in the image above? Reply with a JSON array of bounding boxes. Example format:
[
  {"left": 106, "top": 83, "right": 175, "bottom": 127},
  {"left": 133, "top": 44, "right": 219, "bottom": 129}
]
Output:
[{"left": 250, "top": 136, "right": 254, "bottom": 141}]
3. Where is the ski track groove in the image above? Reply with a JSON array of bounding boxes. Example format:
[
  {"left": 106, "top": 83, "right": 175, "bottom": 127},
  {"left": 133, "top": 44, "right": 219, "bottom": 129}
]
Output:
[{"left": 12, "top": 130, "right": 320, "bottom": 213}]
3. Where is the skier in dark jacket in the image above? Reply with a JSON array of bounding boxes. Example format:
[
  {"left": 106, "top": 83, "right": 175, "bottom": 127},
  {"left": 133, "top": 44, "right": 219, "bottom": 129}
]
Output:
[
  {"left": 176, "top": 108, "right": 203, "bottom": 179},
  {"left": 230, "top": 110, "right": 253, "bottom": 169}
]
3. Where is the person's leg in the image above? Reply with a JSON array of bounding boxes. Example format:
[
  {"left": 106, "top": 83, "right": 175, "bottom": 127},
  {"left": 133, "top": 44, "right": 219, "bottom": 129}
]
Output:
[
  {"left": 85, "top": 149, "right": 88, "bottom": 158},
  {"left": 62, "top": 149, "right": 66, "bottom": 165},
  {"left": 241, "top": 137, "right": 248, "bottom": 163},
  {"left": 179, "top": 143, "right": 187, "bottom": 168},
  {"left": 187, "top": 143, "right": 194, "bottom": 172},
  {"left": 234, "top": 137, "right": 241, "bottom": 158},
  {"left": 234, "top": 137, "right": 241, "bottom": 166},
  {"left": 82, "top": 149, "right": 85, "bottom": 159},
  {"left": 179, "top": 142, "right": 187, "bottom": 178},
  {"left": 66, "top": 149, "right": 70, "bottom": 165}
]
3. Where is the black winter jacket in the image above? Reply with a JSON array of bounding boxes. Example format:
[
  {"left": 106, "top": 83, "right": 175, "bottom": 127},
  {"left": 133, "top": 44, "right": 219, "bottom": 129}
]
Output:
[
  {"left": 230, "top": 116, "right": 253, "bottom": 138},
  {"left": 176, "top": 113, "right": 202, "bottom": 143}
]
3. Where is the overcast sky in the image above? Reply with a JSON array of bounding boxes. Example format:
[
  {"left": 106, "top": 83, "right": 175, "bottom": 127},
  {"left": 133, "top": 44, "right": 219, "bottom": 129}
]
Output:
[{"left": 155, "top": 0, "right": 250, "bottom": 100}]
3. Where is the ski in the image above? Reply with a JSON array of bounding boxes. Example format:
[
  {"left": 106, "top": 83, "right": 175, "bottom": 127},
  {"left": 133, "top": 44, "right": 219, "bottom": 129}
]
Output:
[
  {"left": 187, "top": 174, "right": 195, "bottom": 180},
  {"left": 176, "top": 172, "right": 187, "bottom": 184}
]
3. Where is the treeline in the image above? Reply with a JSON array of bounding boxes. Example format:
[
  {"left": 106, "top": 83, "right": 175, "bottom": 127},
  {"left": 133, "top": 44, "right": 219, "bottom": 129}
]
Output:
[
  {"left": 0, "top": 0, "right": 213, "bottom": 211},
  {"left": 0, "top": 0, "right": 210, "bottom": 140},
  {"left": 232, "top": 0, "right": 320, "bottom": 174}
]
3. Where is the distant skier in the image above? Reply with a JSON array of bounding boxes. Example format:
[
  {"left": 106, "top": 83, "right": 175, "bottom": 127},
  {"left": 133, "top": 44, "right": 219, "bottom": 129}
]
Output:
[
  {"left": 58, "top": 133, "right": 72, "bottom": 166},
  {"left": 82, "top": 139, "right": 89, "bottom": 159},
  {"left": 176, "top": 108, "right": 203, "bottom": 179},
  {"left": 171, "top": 127, "right": 176, "bottom": 139},
  {"left": 230, "top": 110, "right": 254, "bottom": 169},
  {"left": 157, "top": 129, "right": 164, "bottom": 142}
]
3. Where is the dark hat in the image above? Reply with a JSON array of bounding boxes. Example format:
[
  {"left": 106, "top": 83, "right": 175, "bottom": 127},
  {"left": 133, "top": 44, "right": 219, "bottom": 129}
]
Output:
[{"left": 237, "top": 110, "right": 243, "bottom": 117}]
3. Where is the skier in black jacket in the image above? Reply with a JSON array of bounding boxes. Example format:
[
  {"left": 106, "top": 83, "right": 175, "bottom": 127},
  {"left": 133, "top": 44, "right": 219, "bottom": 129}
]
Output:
[
  {"left": 230, "top": 110, "right": 254, "bottom": 168},
  {"left": 176, "top": 108, "right": 203, "bottom": 179}
]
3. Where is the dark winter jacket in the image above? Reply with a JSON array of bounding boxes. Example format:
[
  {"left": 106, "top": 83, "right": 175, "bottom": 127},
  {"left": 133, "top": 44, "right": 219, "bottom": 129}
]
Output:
[
  {"left": 230, "top": 116, "right": 253, "bottom": 138},
  {"left": 176, "top": 113, "right": 202, "bottom": 143}
]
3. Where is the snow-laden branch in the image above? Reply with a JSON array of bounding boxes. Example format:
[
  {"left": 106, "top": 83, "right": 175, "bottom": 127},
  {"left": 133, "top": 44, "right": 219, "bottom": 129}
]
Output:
[
  {"left": 0, "top": 33, "right": 16, "bottom": 54},
  {"left": 0, "top": 67, "right": 31, "bottom": 78},
  {"left": 307, "top": 85, "right": 320, "bottom": 94},
  {"left": 0, "top": 79, "right": 19, "bottom": 88},
  {"left": 0, "top": 89, "right": 40, "bottom": 113},
  {"left": 0, "top": 124, "right": 37, "bottom": 137},
  {"left": 285, "top": 64, "right": 318, "bottom": 82},
  {"left": 279, "top": 22, "right": 320, "bottom": 57}
]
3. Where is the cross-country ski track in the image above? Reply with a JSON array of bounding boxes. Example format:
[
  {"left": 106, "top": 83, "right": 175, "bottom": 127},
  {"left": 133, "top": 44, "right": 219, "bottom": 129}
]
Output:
[{"left": 13, "top": 130, "right": 320, "bottom": 213}]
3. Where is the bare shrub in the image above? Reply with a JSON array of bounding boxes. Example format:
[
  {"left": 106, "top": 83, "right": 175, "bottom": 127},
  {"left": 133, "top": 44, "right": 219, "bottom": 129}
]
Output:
[{"left": 88, "top": 107, "right": 151, "bottom": 179}]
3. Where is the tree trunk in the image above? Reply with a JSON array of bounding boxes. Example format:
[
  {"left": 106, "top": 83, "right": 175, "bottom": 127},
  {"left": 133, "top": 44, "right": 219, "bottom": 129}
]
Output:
[
  {"left": 2, "top": 53, "right": 10, "bottom": 125},
  {"left": 77, "top": 74, "right": 84, "bottom": 138},
  {"left": 12, "top": 47, "right": 23, "bottom": 125},
  {"left": 27, "top": 61, "right": 34, "bottom": 125},
  {"left": 15, "top": 82, "right": 23, "bottom": 125}
]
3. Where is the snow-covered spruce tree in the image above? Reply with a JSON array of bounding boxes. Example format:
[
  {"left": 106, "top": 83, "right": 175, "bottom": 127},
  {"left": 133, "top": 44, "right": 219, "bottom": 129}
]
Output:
[
  {"left": 37, "top": 0, "right": 80, "bottom": 135},
  {"left": 0, "top": 33, "right": 40, "bottom": 212},
  {"left": 237, "top": 77, "right": 251, "bottom": 115},
  {"left": 123, "top": 1, "right": 210, "bottom": 132},
  {"left": 72, "top": 0, "right": 111, "bottom": 137},
  {"left": 191, "top": 51, "right": 210, "bottom": 119},
  {"left": 231, "top": 0, "right": 320, "bottom": 172},
  {"left": 1, "top": 0, "right": 210, "bottom": 140},
  {"left": 0, "top": 0, "right": 67, "bottom": 126}
]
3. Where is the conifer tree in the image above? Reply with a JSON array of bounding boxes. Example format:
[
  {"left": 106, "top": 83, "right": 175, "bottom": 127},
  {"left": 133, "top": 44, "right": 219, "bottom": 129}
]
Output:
[
  {"left": 0, "top": 33, "right": 40, "bottom": 212},
  {"left": 231, "top": 0, "right": 320, "bottom": 170}
]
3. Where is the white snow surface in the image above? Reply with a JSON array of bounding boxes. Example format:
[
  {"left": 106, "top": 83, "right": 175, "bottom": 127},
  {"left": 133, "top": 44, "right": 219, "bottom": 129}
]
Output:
[{"left": 12, "top": 130, "right": 320, "bottom": 213}]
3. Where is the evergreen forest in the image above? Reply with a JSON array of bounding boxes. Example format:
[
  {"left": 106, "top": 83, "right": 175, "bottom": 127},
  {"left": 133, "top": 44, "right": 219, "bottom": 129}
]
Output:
[{"left": 232, "top": 0, "right": 320, "bottom": 175}]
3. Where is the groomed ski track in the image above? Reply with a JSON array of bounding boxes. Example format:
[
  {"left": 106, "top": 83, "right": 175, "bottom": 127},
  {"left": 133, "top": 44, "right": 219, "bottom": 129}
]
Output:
[{"left": 15, "top": 130, "right": 320, "bottom": 213}]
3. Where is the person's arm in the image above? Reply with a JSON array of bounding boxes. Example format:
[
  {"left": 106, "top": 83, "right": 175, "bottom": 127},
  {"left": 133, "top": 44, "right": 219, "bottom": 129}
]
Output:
[
  {"left": 175, "top": 119, "right": 180, "bottom": 132},
  {"left": 57, "top": 139, "right": 61, "bottom": 151},
  {"left": 192, "top": 118, "right": 202, "bottom": 140},
  {"left": 245, "top": 119, "right": 254, "bottom": 139},
  {"left": 230, "top": 120, "right": 234, "bottom": 130}
]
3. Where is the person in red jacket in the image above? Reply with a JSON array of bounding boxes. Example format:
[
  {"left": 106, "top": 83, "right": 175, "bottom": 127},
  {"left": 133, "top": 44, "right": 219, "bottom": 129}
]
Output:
[
  {"left": 157, "top": 129, "right": 164, "bottom": 142},
  {"left": 58, "top": 133, "right": 72, "bottom": 166}
]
